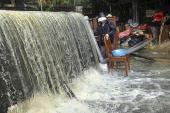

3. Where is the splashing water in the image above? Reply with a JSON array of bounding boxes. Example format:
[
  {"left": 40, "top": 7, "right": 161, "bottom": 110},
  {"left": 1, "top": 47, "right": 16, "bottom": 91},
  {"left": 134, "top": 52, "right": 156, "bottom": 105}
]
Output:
[
  {"left": 1, "top": 10, "right": 170, "bottom": 113},
  {"left": 8, "top": 59, "right": 170, "bottom": 113},
  {"left": 0, "top": 10, "right": 98, "bottom": 112}
]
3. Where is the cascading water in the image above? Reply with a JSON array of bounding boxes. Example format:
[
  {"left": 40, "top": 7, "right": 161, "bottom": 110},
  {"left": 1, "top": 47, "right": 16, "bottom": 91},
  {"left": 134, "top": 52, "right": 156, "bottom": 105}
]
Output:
[
  {"left": 1, "top": 11, "right": 170, "bottom": 113},
  {"left": 0, "top": 11, "right": 98, "bottom": 113}
]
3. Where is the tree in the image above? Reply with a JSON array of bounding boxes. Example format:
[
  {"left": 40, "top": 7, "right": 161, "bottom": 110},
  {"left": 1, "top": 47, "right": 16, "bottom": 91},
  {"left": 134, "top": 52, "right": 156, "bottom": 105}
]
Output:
[
  {"left": 33, "top": 0, "right": 90, "bottom": 11},
  {"left": 36, "top": 0, "right": 90, "bottom": 6}
]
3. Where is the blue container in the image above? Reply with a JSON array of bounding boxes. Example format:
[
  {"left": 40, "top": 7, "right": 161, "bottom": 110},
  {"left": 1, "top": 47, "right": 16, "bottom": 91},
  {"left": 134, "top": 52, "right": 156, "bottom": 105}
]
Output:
[{"left": 112, "top": 49, "right": 127, "bottom": 57}]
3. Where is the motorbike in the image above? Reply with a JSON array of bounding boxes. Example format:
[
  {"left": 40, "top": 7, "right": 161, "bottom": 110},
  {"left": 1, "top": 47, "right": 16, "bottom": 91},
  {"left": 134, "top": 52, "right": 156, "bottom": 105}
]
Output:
[{"left": 119, "top": 23, "right": 148, "bottom": 47}]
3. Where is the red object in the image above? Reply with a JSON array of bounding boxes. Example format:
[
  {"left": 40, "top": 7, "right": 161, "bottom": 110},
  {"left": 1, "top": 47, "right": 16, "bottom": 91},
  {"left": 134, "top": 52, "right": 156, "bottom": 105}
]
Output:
[
  {"left": 138, "top": 24, "right": 148, "bottom": 30},
  {"left": 118, "top": 29, "right": 131, "bottom": 39},
  {"left": 153, "top": 11, "right": 164, "bottom": 22}
]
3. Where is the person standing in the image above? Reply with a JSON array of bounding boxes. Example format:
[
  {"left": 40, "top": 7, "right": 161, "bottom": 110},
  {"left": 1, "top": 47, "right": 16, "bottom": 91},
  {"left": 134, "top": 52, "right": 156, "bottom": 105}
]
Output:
[{"left": 150, "top": 10, "right": 164, "bottom": 44}]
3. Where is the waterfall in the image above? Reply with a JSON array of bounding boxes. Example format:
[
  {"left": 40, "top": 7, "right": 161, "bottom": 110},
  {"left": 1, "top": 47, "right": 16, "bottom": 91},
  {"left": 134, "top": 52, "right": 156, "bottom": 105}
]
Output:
[{"left": 0, "top": 11, "right": 98, "bottom": 112}]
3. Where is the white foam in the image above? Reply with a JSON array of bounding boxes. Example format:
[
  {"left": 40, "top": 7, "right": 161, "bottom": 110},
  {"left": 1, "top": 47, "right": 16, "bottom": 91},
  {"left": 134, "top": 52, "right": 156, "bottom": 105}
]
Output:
[{"left": 8, "top": 63, "right": 170, "bottom": 113}]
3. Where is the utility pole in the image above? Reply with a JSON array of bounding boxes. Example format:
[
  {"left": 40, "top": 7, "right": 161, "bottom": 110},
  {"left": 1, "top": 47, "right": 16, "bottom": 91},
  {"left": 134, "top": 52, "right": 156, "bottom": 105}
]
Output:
[
  {"left": 39, "top": 0, "right": 43, "bottom": 11},
  {"left": 132, "top": 0, "right": 138, "bottom": 23}
]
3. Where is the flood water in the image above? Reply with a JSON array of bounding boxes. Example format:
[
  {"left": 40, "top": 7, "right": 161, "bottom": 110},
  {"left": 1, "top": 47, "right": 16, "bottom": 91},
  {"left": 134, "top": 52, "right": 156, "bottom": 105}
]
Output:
[
  {"left": 8, "top": 57, "right": 170, "bottom": 113},
  {"left": 2, "top": 11, "right": 170, "bottom": 113}
]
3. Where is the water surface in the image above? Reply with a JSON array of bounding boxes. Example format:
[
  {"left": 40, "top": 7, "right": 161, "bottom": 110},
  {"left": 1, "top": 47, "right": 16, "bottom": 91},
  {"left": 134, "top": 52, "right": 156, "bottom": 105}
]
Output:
[{"left": 9, "top": 58, "right": 170, "bottom": 113}]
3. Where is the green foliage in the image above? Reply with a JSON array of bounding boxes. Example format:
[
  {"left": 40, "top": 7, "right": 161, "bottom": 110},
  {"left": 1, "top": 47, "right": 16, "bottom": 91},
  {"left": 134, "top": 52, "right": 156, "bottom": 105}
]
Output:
[
  {"left": 26, "top": 0, "right": 90, "bottom": 11},
  {"left": 25, "top": 0, "right": 92, "bottom": 11},
  {"left": 35, "top": 0, "right": 90, "bottom": 6}
]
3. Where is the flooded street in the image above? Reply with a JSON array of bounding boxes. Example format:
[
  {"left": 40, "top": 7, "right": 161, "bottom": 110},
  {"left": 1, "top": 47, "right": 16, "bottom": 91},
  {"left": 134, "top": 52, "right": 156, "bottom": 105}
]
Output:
[
  {"left": 8, "top": 58, "right": 170, "bottom": 113},
  {"left": 1, "top": 0, "right": 170, "bottom": 113},
  {"left": 69, "top": 58, "right": 170, "bottom": 113}
]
